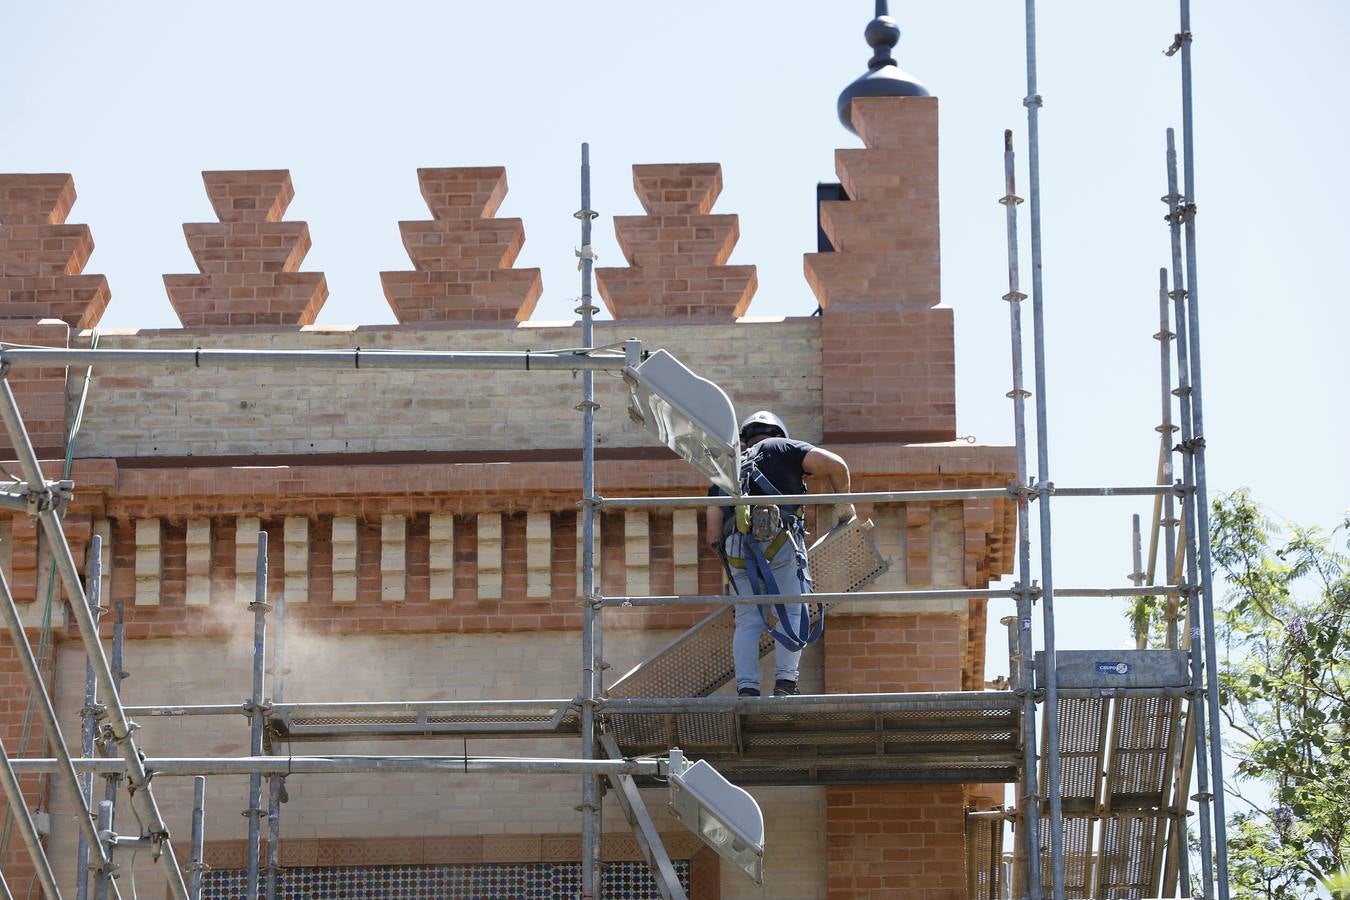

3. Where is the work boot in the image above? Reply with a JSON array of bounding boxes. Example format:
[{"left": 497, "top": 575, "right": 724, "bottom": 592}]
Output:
[
  {"left": 773, "top": 679, "right": 799, "bottom": 697},
  {"left": 737, "top": 687, "right": 760, "bottom": 698}
]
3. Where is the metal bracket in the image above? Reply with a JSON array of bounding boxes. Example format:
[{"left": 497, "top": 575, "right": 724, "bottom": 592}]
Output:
[
  {"left": 575, "top": 245, "right": 599, "bottom": 270},
  {"left": 1022, "top": 93, "right": 1044, "bottom": 109},
  {"left": 999, "top": 193, "right": 1024, "bottom": 208},
  {"left": 1164, "top": 31, "right": 1193, "bottom": 57},
  {"left": 573, "top": 207, "right": 599, "bottom": 221},
  {"left": 1165, "top": 202, "right": 1198, "bottom": 225}
]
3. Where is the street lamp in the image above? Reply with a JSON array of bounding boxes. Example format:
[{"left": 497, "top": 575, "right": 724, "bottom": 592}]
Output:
[
  {"left": 666, "top": 748, "right": 764, "bottom": 884},
  {"left": 624, "top": 349, "right": 741, "bottom": 497}
]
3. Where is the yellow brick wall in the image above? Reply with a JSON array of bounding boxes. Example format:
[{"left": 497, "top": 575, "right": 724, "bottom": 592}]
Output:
[{"left": 79, "top": 320, "right": 822, "bottom": 458}]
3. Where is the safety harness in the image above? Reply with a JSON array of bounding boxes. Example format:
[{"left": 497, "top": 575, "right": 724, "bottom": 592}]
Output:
[{"left": 719, "top": 451, "right": 824, "bottom": 652}]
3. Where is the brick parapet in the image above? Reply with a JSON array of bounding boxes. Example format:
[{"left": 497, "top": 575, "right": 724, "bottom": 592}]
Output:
[
  {"left": 381, "top": 167, "right": 542, "bottom": 324},
  {"left": 164, "top": 170, "right": 328, "bottom": 328},
  {"left": 596, "top": 163, "right": 757, "bottom": 319},
  {"left": 0, "top": 173, "right": 110, "bottom": 329}
]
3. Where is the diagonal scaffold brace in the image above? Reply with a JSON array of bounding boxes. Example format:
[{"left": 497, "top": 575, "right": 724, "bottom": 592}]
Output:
[{"left": 0, "top": 370, "right": 193, "bottom": 900}]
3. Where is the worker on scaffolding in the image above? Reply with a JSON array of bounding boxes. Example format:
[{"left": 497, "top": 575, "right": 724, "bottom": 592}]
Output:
[{"left": 706, "top": 410, "right": 855, "bottom": 697}]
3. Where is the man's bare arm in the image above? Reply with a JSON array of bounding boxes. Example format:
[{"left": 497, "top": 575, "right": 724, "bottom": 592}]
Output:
[{"left": 803, "top": 447, "right": 855, "bottom": 524}]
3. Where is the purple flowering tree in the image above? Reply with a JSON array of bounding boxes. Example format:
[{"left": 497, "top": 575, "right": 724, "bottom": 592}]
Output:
[{"left": 1212, "top": 489, "right": 1349, "bottom": 898}]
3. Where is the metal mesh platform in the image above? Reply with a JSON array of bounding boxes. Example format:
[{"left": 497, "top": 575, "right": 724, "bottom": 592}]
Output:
[
  {"left": 613, "top": 694, "right": 1021, "bottom": 785},
  {"left": 1033, "top": 690, "right": 1187, "bottom": 898}
]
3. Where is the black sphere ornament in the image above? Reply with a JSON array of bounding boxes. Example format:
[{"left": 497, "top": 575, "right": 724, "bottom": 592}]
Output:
[{"left": 836, "top": 1, "right": 930, "bottom": 135}]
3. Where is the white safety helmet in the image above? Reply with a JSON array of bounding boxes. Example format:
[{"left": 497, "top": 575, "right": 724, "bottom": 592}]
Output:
[{"left": 739, "top": 410, "right": 789, "bottom": 442}]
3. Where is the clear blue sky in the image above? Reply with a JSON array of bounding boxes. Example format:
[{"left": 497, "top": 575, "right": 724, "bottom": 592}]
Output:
[{"left": 1, "top": 2, "right": 1346, "bottom": 663}]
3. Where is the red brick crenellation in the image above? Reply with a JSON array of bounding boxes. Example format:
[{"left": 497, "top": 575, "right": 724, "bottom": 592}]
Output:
[
  {"left": 807, "top": 96, "right": 957, "bottom": 442},
  {"left": 0, "top": 173, "right": 111, "bottom": 328},
  {"left": 164, "top": 170, "right": 329, "bottom": 328},
  {"left": 380, "top": 167, "right": 542, "bottom": 324},
  {"left": 596, "top": 163, "right": 757, "bottom": 319}
]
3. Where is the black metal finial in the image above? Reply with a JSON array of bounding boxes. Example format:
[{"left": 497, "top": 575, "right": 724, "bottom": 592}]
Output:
[{"left": 836, "top": 1, "right": 930, "bottom": 135}]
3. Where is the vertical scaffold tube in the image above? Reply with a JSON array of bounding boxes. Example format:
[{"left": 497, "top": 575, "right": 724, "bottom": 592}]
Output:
[
  {"left": 266, "top": 595, "right": 286, "bottom": 900},
  {"left": 1021, "top": 2, "right": 1064, "bottom": 896},
  {"left": 95, "top": 600, "right": 124, "bottom": 900},
  {"left": 1000, "top": 128, "right": 1044, "bottom": 900},
  {"left": 76, "top": 535, "right": 106, "bottom": 900},
  {"left": 245, "top": 535, "right": 269, "bottom": 899},
  {"left": 94, "top": 802, "right": 114, "bottom": 900},
  {"left": 1166, "top": 127, "right": 1216, "bottom": 899},
  {"left": 1155, "top": 270, "right": 1179, "bottom": 649},
  {"left": 576, "top": 142, "right": 603, "bottom": 900},
  {"left": 189, "top": 777, "right": 206, "bottom": 900},
  {"left": 1175, "top": 4, "right": 1231, "bottom": 894}
]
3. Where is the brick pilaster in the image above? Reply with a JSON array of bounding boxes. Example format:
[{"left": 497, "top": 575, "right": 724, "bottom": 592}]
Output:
[
  {"left": 380, "top": 167, "right": 542, "bottom": 324},
  {"left": 596, "top": 163, "right": 757, "bottom": 319},
  {"left": 805, "top": 96, "right": 956, "bottom": 442},
  {"left": 165, "top": 170, "right": 328, "bottom": 328}
]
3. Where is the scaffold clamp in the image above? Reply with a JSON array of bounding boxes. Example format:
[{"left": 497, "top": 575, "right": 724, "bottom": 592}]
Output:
[{"left": 1164, "top": 31, "right": 1193, "bottom": 57}]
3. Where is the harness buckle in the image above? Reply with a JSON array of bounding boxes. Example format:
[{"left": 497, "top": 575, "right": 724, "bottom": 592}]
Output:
[{"left": 750, "top": 504, "right": 781, "bottom": 542}]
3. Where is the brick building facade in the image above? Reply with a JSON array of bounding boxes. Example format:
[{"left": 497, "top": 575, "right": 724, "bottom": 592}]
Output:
[{"left": 0, "top": 92, "right": 1015, "bottom": 899}]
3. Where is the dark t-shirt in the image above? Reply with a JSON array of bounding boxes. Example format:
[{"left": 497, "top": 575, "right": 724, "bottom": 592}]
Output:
[{"left": 709, "top": 437, "right": 814, "bottom": 501}]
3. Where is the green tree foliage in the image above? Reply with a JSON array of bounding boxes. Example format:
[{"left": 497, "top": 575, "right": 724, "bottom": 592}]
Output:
[{"left": 1211, "top": 490, "right": 1349, "bottom": 898}]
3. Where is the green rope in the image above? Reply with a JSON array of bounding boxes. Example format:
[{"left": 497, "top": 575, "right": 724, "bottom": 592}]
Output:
[{"left": 0, "top": 330, "right": 99, "bottom": 862}]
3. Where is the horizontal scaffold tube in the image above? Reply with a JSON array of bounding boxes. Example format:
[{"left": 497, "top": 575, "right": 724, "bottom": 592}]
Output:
[
  {"left": 7, "top": 755, "right": 664, "bottom": 778},
  {"left": 600, "top": 690, "right": 1019, "bottom": 715},
  {"left": 124, "top": 699, "right": 574, "bottom": 719},
  {"left": 598, "top": 584, "right": 1179, "bottom": 607},
  {"left": 601, "top": 484, "right": 1185, "bottom": 509},
  {"left": 0, "top": 346, "right": 631, "bottom": 372}
]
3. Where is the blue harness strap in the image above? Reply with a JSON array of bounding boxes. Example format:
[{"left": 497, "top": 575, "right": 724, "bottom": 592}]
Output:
[
  {"left": 742, "top": 533, "right": 822, "bottom": 651},
  {"left": 735, "top": 456, "right": 825, "bottom": 651}
]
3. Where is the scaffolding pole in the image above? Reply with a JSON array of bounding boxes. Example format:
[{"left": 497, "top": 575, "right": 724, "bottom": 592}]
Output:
[
  {"left": 265, "top": 595, "right": 286, "bottom": 900},
  {"left": 1166, "top": 126, "right": 1218, "bottom": 900},
  {"left": 1173, "top": 2, "right": 1231, "bottom": 894},
  {"left": 0, "top": 347, "right": 630, "bottom": 372},
  {"left": 0, "top": 533, "right": 111, "bottom": 888},
  {"left": 76, "top": 535, "right": 112, "bottom": 900},
  {"left": 244, "top": 538, "right": 269, "bottom": 899},
  {"left": 575, "top": 141, "right": 604, "bottom": 900},
  {"left": 596, "top": 484, "right": 1182, "bottom": 511},
  {"left": 93, "top": 603, "right": 125, "bottom": 900},
  {"left": 10, "top": 757, "right": 666, "bottom": 778},
  {"left": 1001, "top": 127, "right": 1044, "bottom": 900},
  {"left": 188, "top": 777, "right": 206, "bottom": 900},
  {"left": 0, "top": 377, "right": 194, "bottom": 900},
  {"left": 599, "top": 584, "right": 1180, "bottom": 608},
  {"left": 0, "top": 735, "right": 62, "bottom": 899},
  {"left": 1153, "top": 267, "right": 1181, "bottom": 650},
  {"left": 1020, "top": 1, "right": 1064, "bottom": 895}
]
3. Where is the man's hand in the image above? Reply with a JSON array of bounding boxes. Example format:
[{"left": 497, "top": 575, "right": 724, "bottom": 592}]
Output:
[{"left": 835, "top": 503, "right": 857, "bottom": 526}]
